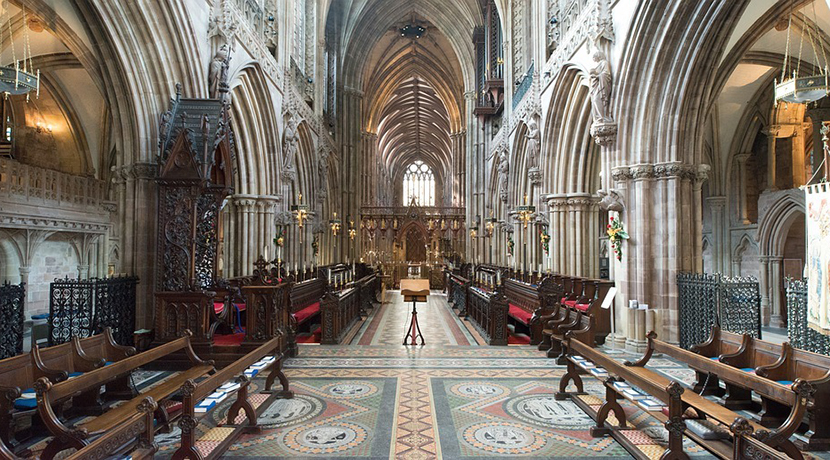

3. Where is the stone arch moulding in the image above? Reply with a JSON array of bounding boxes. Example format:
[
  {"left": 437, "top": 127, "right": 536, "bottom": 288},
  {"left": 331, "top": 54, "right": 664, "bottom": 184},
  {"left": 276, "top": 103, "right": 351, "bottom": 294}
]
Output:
[{"left": 757, "top": 189, "right": 806, "bottom": 258}]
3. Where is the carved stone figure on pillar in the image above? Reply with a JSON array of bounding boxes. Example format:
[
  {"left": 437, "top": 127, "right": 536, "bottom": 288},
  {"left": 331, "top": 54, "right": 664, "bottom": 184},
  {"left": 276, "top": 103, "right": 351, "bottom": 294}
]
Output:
[
  {"left": 318, "top": 148, "right": 329, "bottom": 200},
  {"left": 498, "top": 149, "right": 510, "bottom": 203},
  {"left": 282, "top": 118, "right": 299, "bottom": 182},
  {"left": 526, "top": 116, "right": 542, "bottom": 185},
  {"left": 589, "top": 49, "right": 617, "bottom": 145},
  {"left": 208, "top": 44, "right": 230, "bottom": 99},
  {"left": 589, "top": 50, "right": 612, "bottom": 125}
]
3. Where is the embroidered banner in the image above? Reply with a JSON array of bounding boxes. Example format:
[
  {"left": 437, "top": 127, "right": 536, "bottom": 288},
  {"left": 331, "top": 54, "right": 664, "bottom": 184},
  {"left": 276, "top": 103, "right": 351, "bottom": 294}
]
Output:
[{"left": 806, "top": 183, "right": 830, "bottom": 335}]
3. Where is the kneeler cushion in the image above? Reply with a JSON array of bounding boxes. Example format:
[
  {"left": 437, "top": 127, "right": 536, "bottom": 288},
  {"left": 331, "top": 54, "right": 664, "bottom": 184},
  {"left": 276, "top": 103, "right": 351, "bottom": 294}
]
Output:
[
  {"left": 508, "top": 304, "right": 533, "bottom": 325},
  {"left": 293, "top": 302, "right": 321, "bottom": 325}
]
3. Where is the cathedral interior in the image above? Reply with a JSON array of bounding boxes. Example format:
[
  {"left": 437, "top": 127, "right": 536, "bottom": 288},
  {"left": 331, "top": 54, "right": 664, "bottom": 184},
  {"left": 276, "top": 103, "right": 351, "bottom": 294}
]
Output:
[{"left": 1, "top": 0, "right": 830, "bottom": 458}]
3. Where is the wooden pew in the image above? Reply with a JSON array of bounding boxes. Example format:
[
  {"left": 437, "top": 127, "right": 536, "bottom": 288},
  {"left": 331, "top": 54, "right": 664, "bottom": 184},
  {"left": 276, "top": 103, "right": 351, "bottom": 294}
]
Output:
[
  {"left": 559, "top": 335, "right": 805, "bottom": 460},
  {"left": 63, "top": 396, "right": 158, "bottom": 460},
  {"left": 503, "top": 276, "right": 558, "bottom": 345},
  {"left": 447, "top": 272, "right": 470, "bottom": 317},
  {"left": 0, "top": 329, "right": 134, "bottom": 452},
  {"left": 320, "top": 283, "right": 361, "bottom": 345},
  {"left": 690, "top": 326, "right": 747, "bottom": 396},
  {"left": 691, "top": 325, "right": 830, "bottom": 448},
  {"left": 466, "top": 286, "right": 508, "bottom": 346},
  {"left": 171, "top": 335, "right": 292, "bottom": 460},
  {"left": 730, "top": 418, "right": 794, "bottom": 460},
  {"left": 71, "top": 328, "right": 137, "bottom": 400},
  {"left": 541, "top": 311, "right": 594, "bottom": 362},
  {"left": 625, "top": 332, "right": 808, "bottom": 459},
  {"left": 34, "top": 332, "right": 214, "bottom": 460}
]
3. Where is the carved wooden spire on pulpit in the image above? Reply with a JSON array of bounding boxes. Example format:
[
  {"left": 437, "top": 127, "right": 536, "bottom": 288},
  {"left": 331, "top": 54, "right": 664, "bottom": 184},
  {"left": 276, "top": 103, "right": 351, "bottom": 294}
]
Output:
[{"left": 154, "top": 83, "right": 235, "bottom": 344}]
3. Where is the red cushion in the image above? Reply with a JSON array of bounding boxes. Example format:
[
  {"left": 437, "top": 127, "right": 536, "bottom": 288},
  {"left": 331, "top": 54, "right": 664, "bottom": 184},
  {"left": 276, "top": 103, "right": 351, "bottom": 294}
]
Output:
[
  {"left": 214, "top": 302, "right": 246, "bottom": 314},
  {"left": 574, "top": 303, "right": 591, "bottom": 312},
  {"left": 561, "top": 296, "right": 569, "bottom": 304},
  {"left": 508, "top": 304, "right": 533, "bottom": 325},
  {"left": 292, "top": 302, "right": 321, "bottom": 324},
  {"left": 564, "top": 300, "right": 578, "bottom": 307}
]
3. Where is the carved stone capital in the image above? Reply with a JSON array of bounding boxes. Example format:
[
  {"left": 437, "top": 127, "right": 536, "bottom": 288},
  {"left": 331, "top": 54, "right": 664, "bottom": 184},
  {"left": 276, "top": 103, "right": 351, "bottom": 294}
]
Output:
[
  {"left": 597, "top": 188, "right": 624, "bottom": 212},
  {"left": 590, "top": 122, "right": 617, "bottom": 146},
  {"left": 528, "top": 168, "right": 542, "bottom": 186}
]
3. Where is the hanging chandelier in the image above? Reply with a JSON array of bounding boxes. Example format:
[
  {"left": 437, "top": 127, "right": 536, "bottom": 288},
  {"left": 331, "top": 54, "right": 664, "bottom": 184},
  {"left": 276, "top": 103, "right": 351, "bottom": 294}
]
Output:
[
  {"left": 0, "top": 6, "right": 40, "bottom": 99},
  {"left": 774, "top": 1, "right": 829, "bottom": 104}
]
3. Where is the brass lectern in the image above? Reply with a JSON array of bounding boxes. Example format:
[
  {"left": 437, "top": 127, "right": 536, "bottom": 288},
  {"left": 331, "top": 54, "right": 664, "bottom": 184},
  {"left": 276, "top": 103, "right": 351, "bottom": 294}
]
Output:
[{"left": 400, "top": 279, "right": 429, "bottom": 345}]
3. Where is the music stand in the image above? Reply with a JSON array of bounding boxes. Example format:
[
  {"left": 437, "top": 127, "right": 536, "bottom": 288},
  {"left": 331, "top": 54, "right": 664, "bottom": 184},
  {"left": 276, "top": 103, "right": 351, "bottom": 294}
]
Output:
[{"left": 400, "top": 279, "right": 428, "bottom": 345}]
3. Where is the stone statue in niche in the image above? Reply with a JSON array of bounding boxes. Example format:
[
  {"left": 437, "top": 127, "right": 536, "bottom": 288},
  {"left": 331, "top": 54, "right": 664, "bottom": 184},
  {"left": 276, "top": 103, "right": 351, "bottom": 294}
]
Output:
[
  {"left": 208, "top": 44, "right": 229, "bottom": 98},
  {"left": 318, "top": 148, "right": 329, "bottom": 199},
  {"left": 525, "top": 117, "right": 541, "bottom": 170},
  {"left": 497, "top": 149, "right": 509, "bottom": 202},
  {"left": 589, "top": 50, "right": 613, "bottom": 125},
  {"left": 282, "top": 118, "right": 299, "bottom": 181}
]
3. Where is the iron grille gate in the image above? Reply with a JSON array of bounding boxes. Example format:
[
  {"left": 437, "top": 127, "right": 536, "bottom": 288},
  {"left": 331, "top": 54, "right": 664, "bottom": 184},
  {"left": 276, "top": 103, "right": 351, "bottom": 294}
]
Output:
[
  {"left": 786, "top": 278, "right": 830, "bottom": 356},
  {"left": 677, "top": 273, "right": 761, "bottom": 349},
  {"left": 49, "top": 276, "right": 138, "bottom": 346},
  {"left": 0, "top": 282, "right": 25, "bottom": 359}
]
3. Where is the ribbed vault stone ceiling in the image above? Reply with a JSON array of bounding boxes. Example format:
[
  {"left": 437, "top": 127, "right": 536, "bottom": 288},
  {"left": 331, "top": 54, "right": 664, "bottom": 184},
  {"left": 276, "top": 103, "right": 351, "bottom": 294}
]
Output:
[
  {"left": 326, "top": 0, "right": 474, "bottom": 204},
  {"left": 377, "top": 77, "right": 452, "bottom": 181}
]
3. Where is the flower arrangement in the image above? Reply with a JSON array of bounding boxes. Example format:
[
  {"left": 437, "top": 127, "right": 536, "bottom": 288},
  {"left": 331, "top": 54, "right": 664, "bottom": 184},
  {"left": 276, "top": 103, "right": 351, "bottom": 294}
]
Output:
[
  {"left": 606, "top": 216, "right": 629, "bottom": 261},
  {"left": 540, "top": 227, "right": 550, "bottom": 255},
  {"left": 312, "top": 234, "right": 320, "bottom": 257},
  {"left": 507, "top": 234, "right": 515, "bottom": 256},
  {"left": 273, "top": 226, "right": 286, "bottom": 248}
]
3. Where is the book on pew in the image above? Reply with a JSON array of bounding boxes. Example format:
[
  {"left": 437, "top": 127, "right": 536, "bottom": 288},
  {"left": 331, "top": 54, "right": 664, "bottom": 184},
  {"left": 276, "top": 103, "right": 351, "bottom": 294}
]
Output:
[
  {"left": 195, "top": 400, "right": 217, "bottom": 413},
  {"left": 610, "top": 381, "right": 631, "bottom": 392},
  {"left": 636, "top": 398, "right": 666, "bottom": 412},
  {"left": 622, "top": 388, "right": 646, "bottom": 399},
  {"left": 588, "top": 368, "right": 609, "bottom": 377},
  {"left": 219, "top": 382, "right": 241, "bottom": 392}
]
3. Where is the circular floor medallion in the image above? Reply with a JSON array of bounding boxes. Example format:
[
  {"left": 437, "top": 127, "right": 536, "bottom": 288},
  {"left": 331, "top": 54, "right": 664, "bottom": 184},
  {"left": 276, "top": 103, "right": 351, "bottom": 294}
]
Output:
[
  {"left": 451, "top": 382, "right": 507, "bottom": 398},
  {"left": 462, "top": 422, "right": 546, "bottom": 455},
  {"left": 258, "top": 395, "right": 324, "bottom": 428},
  {"left": 283, "top": 421, "right": 368, "bottom": 454},
  {"left": 505, "top": 395, "right": 595, "bottom": 429},
  {"left": 322, "top": 381, "right": 378, "bottom": 398}
]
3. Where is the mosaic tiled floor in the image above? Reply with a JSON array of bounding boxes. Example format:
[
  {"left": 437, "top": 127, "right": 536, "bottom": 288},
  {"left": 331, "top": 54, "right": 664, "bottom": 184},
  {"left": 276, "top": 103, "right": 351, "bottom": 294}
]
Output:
[{"left": 20, "top": 290, "right": 830, "bottom": 459}]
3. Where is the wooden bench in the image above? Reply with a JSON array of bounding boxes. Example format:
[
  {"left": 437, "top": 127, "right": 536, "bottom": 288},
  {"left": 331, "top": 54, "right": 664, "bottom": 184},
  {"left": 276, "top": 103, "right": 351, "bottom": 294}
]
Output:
[
  {"left": 730, "top": 418, "right": 793, "bottom": 460},
  {"left": 624, "top": 332, "right": 809, "bottom": 459},
  {"left": 447, "top": 272, "right": 470, "bottom": 317},
  {"left": 320, "top": 284, "right": 361, "bottom": 345},
  {"left": 34, "top": 332, "right": 214, "bottom": 460},
  {"left": 0, "top": 329, "right": 134, "bottom": 452},
  {"left": 689, "top": 326, "right": 747, "bottom": 396},
  {"left": 503, "top": 276, "right": 556, "bottom": 345},
  {"left": 540, "top": 310, "right": 595, "bottom": 362},
  {"left": 692, "top": 326, "right": 830, "bottom": 449},
  {"left": 559, "top": 335, "right": 806, "bottom": 460},
  {"left": 467, "top": 286, "right": 508, "bottom": 346},
  {"left": 171, "top": 335, "right": 292, "bottom": 459},
  {"left": 63, "top": 396, "right": 158, "bottom": 460}
]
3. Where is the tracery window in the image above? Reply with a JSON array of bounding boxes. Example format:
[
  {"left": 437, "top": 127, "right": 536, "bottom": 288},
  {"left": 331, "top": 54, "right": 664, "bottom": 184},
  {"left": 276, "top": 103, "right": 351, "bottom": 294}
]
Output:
[{"left": 403, "top": 161, "right": 435, "bottom": 206}]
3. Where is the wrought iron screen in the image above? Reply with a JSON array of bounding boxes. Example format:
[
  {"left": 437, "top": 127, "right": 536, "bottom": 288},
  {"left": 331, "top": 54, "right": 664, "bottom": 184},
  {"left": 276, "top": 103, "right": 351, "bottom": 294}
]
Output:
[
  {"left": 0, "top": 282, "right": 25, "bottom": 359},
  {"left": 49, "top": 276, "right": 138, "bottom": 346},
  {"left": 786, "top": 278, "right": 830, "bottom": 355},
  {"left": 677, "top": 273, "right": 761, "bottom": 349}
]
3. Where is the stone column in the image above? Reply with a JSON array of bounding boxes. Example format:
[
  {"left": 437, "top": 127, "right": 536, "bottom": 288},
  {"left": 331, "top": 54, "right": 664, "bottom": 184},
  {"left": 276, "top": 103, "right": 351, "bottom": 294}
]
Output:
[
  {"left": 734, "top": 153, "right": 751, "bottom": 224},
  {"left": 769, "top": 256, "right": 784, "bottom": 327},
  {"left": 758, "top": 255, "right": 771, "bottom": 325},
  {"left": 765, "top": 126, "right": 781, "bottom": 190},
  {"left": 706, "top": 196, "right": 727, "bottom": 274},
  {"left": 612, "top": 162, "right": 708, "bottom": 345}
]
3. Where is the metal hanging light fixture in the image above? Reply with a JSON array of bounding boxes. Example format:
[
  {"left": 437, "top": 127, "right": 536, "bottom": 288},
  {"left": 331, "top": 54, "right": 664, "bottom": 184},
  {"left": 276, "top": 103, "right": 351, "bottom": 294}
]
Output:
[
  {"left": 0, "top": 5, "right": 40, "bottom": 99},
  {"left": 774, "top": 0, "right": 830, "bottom": 104}
]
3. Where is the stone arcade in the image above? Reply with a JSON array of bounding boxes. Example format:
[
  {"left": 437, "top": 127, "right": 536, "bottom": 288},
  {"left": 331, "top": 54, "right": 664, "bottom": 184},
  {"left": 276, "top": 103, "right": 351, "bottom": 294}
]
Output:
[{"left": 0, "top": 0, "right": 830, "bottom": 459}]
